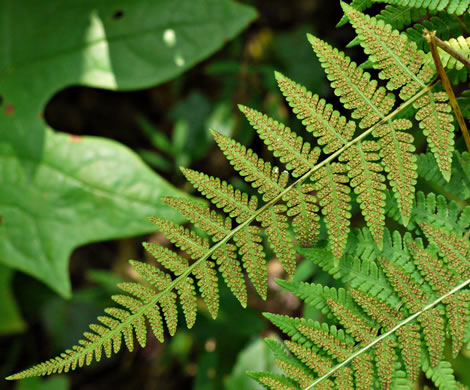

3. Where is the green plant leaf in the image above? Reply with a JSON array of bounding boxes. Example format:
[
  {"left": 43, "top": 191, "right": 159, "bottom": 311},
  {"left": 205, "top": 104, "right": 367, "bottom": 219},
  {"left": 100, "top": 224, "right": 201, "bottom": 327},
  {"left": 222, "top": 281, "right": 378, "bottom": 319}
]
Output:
[
  {"left": 0, "top": 265, "right": 26, "bottom": 335},
  {"left": 0, "top": 0, "right": 257, "bottom": 159},
  {"left": 226, "top": 337, "right": 280, "bottom": 390},
  {"left": 0, "top": 129, "right": 187, "bottom": 298}
]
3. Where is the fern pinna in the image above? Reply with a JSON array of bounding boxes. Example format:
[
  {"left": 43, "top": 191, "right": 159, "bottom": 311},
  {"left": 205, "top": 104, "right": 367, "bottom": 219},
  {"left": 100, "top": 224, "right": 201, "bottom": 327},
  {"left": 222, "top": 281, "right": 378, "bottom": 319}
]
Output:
[
  {"left": 251, "top": 192, "right": 470, "bottom": 389},
  {"left": 6, "top": 3, "right": 461, "bottom": 381}
]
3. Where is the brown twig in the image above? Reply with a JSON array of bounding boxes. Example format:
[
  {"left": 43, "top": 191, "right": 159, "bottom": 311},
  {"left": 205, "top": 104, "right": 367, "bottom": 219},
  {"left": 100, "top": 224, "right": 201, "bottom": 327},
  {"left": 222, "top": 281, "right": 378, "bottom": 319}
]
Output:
[
  {"left": 424, "top": 29, "right": 470, "bottom": 154},
  {"left": 432, "top": 33, "right": 470, "bottom": 70}
]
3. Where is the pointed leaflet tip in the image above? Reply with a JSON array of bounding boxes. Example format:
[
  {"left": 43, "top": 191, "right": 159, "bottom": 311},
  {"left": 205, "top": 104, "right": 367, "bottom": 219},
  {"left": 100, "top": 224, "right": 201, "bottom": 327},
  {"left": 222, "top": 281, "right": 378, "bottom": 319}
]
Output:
[
  {"left": 401, "top": 214, "right": 411, "bottom": 228},
  {"left": 274, "top": 70, "right": 285, "bottom": 81},
  {"left": 442, "top": 169, "right": 452, "bottom": 182},
  {"left": 306, "top": 33, "right": 316, "bottom": 46}
]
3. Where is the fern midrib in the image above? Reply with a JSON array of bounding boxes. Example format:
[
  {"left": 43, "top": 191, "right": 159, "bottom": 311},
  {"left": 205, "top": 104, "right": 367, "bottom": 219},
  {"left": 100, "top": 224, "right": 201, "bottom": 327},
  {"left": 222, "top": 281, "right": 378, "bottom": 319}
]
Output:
[
  {"left": 32, "top": 81, "right": 437, "bottom": 376},
  {"left": 370, "top": 27, "right": 426, "bottom": 89},
  {"left": 332, "top": 58, "right": 386, "bottom": 122}
]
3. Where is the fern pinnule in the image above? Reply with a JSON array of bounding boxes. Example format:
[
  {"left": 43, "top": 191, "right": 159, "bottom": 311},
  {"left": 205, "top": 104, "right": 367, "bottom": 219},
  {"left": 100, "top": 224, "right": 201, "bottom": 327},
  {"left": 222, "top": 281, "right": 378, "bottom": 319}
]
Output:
[
  {"left": 233, "top": 225, "right": 267, "bottom": 298},
  {"left": 377, "top": 5, "right": 431, "bottom": 30},
  {"left": 308, "top": 34, "right": 395, "bottom": 129},
  {"left": 283, "top": 184, "right": 320, "bottom": 247},
  {"left": 181, "top": 168, "right": 258, "bottom": 223},
  {"left": 421, "top": 222, "right": 470, "bottom": 278},
  {"left": 239, "top": 104, "right": 320, "bottom": 177},
  {"left": 408, "top": 241, "right": 469, "bottom": 356},
  {"left": 313, "top": 163, "right": 352, "bottom": 258},
  {"left": 274, "top": 72, "right": 356, "bottom": 154},
  {"left": 211, "top": 130, "right": 288, "bottom": 202},
  {"left": 339, "top": 142, "right": 387, "bottom": 246},
  {"left": 373, "top": 119, "right": 417, "bottom": 226},
  {"left": 266, "top": 339, "right": 316, "bottom": 388}
]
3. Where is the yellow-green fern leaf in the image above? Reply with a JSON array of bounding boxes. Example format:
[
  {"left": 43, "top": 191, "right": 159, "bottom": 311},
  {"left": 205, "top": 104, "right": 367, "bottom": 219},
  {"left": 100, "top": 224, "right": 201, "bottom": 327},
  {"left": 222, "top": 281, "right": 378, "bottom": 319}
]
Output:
[
  {"left": 212, "top": 243, "right": 247, "bottom": 307},
  {"left": 421, "top": 222, "right": 470, "bottom": 278},
  {"left": 234, "top": 225, "right": 267, "bottom": 299},
  {"left": 211, "top": 130, "right": 288, "bottom": 202},
  {"left": 308, "top": 34, "right": 395, "bottom": 129},
  {"left": 373, "top": 119, "right": 417, "bottom": 226},
  {"left": 284, "top": 340, "right": 334, "bottom": 387},
  {"left": 342, "top": 4, "right": 455, "bottom": 181},
  {"left": 283, "top": 184, "right": 320, "bottom": 247},
  {"left": 424, "top": 36, "right": 470, "bottom": 70},
  {"left": 295, "top": 322, "right": 354, "bottom": 361},
  {"left": 375, "top": 339, "right": 396, "bottom": 390},
  {"left": 397, "top": 323, "right": 421, "bottom": 382},
  {"left": 163, "top": 197, "right": 230, "bottom": 242},
  {"left": 340, "top": 141, "right": 387, "bottom": 247},
  {"left": 181, "top": 168, "right": 258, "bottom": 223},
  {"left": 381, "top": 257, "right": 445, "bottom": 365},
  {"left": 326, "top": 298, "right": 376, "bottom": 344},
  {"left": 150, "top": 217, "right": 209, "bottom": 259},
  {"left": 239, "top": 104, "right": 320, "bottom": 178},
  {"left": 312, "top": 163, "right": 351, "bottom": 259},
  {"left": 193, "top": 259, "right": 219, "bottom": 319},
  {"left": 352, "top": 353, "right": 375, "bottom": 390},
  {"left": 275, "top": 71, "right": 356, "bottom": 154},
  {"left": 257, "top": 204, "right": 297, "bottom": 275},
  {"left": 266, "top": 339, "right": 316, "bottom": 388},
  {"left": 142, "top": 243, "right": 188, "bottom": 275}
]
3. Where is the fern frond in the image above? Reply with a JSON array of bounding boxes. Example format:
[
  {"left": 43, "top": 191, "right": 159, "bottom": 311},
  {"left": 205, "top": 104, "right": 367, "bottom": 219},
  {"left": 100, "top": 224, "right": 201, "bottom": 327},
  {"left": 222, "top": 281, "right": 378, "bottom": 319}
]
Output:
[
  {"left": 343, "top": 3, "right": 455, "bottom": 181},
  {"left": 260, "top": 192, "right": 470, "bottom": 389},
  {"left": 233, "top": 225, "right": 267, "bottom": 299},
  {"left": 374, "top": 0, "right": 470, "bottom": 15}
]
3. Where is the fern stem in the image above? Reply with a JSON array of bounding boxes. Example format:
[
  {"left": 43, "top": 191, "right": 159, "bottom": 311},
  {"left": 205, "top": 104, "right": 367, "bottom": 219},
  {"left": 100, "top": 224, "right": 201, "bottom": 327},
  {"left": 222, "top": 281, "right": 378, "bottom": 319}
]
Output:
[
  {"left": 303, "top": 277, "right": 470, "bottom": 389},
  {"left": 24, "top": 82, "right": 437, "bottom": 374}
]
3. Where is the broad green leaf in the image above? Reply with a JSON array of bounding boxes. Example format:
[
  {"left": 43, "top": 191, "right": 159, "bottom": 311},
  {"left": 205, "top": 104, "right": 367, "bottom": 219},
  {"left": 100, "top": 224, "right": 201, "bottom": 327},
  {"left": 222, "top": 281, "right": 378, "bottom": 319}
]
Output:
[
  {"left": 0, "top": 0, "right": 256, "bottom": 298},
  {"left": 0, "top": 129, "right": 186, "bottom": 298},
  {"left": 0, "top": 265, "right": 26, "bottom": 335},
  {"left": 0, "top": 0, "right": 257, "bottom": 159}
]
